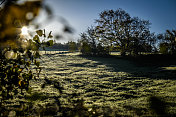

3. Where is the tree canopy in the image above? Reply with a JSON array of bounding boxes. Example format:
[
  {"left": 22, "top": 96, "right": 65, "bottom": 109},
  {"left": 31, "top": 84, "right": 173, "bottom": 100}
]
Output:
[{"left": 95, "top": 9, "right": 154, "bottom": 56}]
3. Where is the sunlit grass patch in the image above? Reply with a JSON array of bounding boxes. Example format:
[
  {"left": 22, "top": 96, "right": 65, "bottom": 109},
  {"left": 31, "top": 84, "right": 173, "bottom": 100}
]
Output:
[{"left": 162, "top": 66, "right": 176, "bottom": 70}]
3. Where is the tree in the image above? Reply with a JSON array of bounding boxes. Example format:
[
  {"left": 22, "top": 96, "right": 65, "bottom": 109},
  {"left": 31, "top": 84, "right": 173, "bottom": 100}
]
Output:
[
  {"left": 79, "top": 33, "right": 92, "bottom": 55},
  {"left": 158, "top": 30, "right": 176, "bottom": 55},
  {"left": 159, "top": 42, "right": 169, "bottom": 54},
  {"left": 95, "top": 9, "right": 153, "bottom": 56},
  {"left": 79, "top": 27, "right": 110, "bottom": 56},
  {"left": 165, "top": 30, "right": 176, "bottom": 54},
  {"left": 68, "top": 41, "right": 77, "bottom": 52}
]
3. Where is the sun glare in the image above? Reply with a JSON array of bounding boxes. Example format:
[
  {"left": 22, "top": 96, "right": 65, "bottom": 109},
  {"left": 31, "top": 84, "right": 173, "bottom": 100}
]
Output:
[{"left": 21, "top": 26, "right": 28, "bottom": 35}]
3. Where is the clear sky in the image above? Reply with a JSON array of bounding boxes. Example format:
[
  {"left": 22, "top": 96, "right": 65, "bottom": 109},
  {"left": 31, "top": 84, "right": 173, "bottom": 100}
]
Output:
[{"left": 42, "top": 0, "right": 176, "bottom": 42}]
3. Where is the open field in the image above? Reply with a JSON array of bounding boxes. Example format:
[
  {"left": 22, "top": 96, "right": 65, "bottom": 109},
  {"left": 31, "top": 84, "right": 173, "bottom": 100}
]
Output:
[{"left": 4, "top": 52, "right": 176, "bottom": 116}]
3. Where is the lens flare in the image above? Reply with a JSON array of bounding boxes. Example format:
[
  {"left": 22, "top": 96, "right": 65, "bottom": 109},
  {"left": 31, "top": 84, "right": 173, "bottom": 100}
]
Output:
[{"left": 21, "top": 26, "right": 28, "bottom": 35}]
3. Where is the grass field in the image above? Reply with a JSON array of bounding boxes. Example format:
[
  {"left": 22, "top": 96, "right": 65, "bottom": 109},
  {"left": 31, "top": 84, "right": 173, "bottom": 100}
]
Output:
[{"left": 4, "top": 52, "right": 176, "bottom": 116}]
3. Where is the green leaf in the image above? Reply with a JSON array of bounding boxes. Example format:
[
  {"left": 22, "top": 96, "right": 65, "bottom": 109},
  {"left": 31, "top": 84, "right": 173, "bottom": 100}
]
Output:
[
  {"left": 46, "top": 40, "right": 53, "bottom": 47},
  {"left": 33, "top": 35, "right": 40, "bottom": 43},
  {"left": 48, "top": 31, "right": 53, "bottom": 38},
  {"left": 49, "top": 40, "right": 54, "bottom": 46},
  {"left": 36, "top": 30, "right": 43, "bottom": 37}
]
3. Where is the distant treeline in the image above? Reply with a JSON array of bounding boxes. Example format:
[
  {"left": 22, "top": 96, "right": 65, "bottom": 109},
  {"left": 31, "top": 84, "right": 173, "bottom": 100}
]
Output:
[
  {"left": 46, "top": 42, "right": 79, "bottom": 52},
  {"left": 49, "top": 8, "right": 176, "bottom": 56}
]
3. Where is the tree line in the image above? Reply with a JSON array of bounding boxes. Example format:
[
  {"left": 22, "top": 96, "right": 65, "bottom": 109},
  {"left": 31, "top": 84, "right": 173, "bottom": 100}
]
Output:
[
  {"left": 46, "top": 41, "right": 78, "bottom": 52},
  {"left": 77, "top": 8, "right": 176, "bottom": 56}
]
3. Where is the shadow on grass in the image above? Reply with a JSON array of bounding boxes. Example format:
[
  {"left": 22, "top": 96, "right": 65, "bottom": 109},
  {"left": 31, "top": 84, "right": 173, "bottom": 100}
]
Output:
[
  {"left": 25, "top": 92, "right": 49, "bottom": 102},
  {"left": 67, "top": 61, "right": 103, "bottom": 68},
  {"left": 79, "top": 54, "right": 176, "bottom": 80}
]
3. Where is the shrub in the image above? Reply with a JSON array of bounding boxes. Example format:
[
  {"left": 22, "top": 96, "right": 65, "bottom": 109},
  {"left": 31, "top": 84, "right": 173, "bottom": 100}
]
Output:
[{"left": 0, "top": 29, "right": 53, "bottom": 106}]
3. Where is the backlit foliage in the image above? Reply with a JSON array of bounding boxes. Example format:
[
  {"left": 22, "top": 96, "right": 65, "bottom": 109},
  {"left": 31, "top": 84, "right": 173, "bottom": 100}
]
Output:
[
  {"left": 0, "top": 0, "right": 54, "bottom": 101},
  {"left": 0, "top": 29, "right": 53, "bottom": 100},
  {"left": 0, "top": 0, "right": 42, "bottom": 48}
]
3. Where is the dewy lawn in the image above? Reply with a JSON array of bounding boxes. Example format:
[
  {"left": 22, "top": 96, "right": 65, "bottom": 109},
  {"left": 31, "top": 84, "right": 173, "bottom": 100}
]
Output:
[{"left": 9, "top": 52, "right": 176, "bottom": 116}]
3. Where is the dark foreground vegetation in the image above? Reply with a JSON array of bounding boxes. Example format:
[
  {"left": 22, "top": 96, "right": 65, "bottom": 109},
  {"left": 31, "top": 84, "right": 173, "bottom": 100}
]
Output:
[{"left": 0, "top": 0, "right": 176, "bottom": 116}]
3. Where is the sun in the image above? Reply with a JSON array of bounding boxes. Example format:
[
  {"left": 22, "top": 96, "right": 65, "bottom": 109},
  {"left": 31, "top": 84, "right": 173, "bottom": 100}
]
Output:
[{"left": 21, "top": 26, "right": 28, "bottom": 35}]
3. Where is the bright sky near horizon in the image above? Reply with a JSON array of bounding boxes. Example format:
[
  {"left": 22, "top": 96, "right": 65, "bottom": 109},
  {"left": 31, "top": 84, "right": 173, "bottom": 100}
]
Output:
[{"left": 42, "top": 0, "right": 176, "bottom": 43}]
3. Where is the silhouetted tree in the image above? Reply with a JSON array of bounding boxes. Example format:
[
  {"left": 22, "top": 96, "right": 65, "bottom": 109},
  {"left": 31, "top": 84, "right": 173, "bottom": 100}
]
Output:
[
  {"left": 79, "top": 33, "right": 92, "bottom": 55},
  {"left": 159, "top": 42, "right": 169, "bottom": 54},
  {"left": 87, "top": 27, "right": 98, "bottom": 55},
  {"left": 79, "top": 27, "right": 110, "bottom": 56},
  {"left": 158, "top": 29, "right": 176, "bottom": 55},
  {"left": 165, "top": 30, "right": 176, "bottom": 54},
  {"left": 95, "top": 9, "right": 153, "bottom": 56}
]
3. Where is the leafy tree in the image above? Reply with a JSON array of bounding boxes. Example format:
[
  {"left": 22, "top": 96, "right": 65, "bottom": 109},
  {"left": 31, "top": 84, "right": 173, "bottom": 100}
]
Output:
[
  {"left": 79, "top": 33, "right": 92, "bottom": 55},
  {"left": 87, "top": 27, "right": 99, "bottom": 55},
  {"left": 68, "top": 41, "right": 77, "bottom": 52},
  {"left": 95, "top": 9, "right": 153, "bottom": 56},
  {"left": 165, "top": 30, "right": 176, "bottom": 54},
  {"left": 159, "top": 42, "right": 169, "bottom": 54},
  {"left": 158, "top": 30, "right": 176, "bottom": 55},
  {"left": 79, "top": 27, "right": 110, "bottom": 56}
]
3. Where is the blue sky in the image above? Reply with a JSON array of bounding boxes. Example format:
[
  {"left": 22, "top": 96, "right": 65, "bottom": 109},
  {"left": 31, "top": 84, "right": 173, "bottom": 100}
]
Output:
[{"left": 43, "top": 0, "right": 176, "bottom": 42}]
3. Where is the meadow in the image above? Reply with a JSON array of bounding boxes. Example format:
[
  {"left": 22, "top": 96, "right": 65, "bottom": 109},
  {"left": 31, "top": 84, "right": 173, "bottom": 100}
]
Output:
[
  {"left": 1, "top": 1, "right": 176, "bottom": 116},
  {"left": 10, "top": 51, "right": 174, "bottom": 116}
]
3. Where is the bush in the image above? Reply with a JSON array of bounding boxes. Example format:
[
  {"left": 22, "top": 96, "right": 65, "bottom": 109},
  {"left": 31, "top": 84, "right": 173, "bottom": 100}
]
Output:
[
  {"left": 0, "top": 29, "right": 54, "bottom": 115},
  {"left": 159, "top": 42, "right": 169, "bottom": 54}
]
